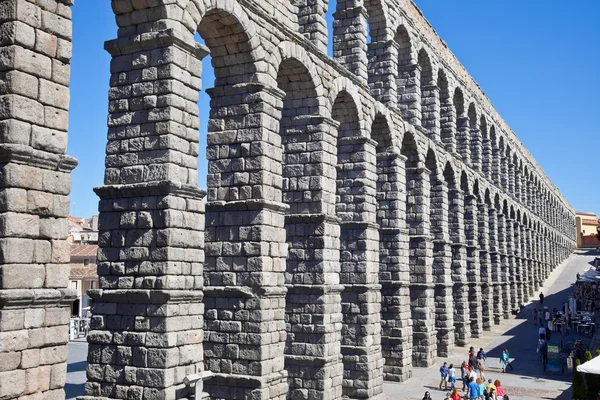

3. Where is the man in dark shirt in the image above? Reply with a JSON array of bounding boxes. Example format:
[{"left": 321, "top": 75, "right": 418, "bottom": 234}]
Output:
[{"left": 539, "top": 292, "right": 544, "bottom": 305}]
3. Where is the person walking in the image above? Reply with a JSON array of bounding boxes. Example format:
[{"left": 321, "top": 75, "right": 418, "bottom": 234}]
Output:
[
  {"left": 533, "top": 308, "right": 538, "bottom": 325},
  {"left": 477, "top": 347, "right": 487, "bottom": 361},
  {"left": 539, "top": 292, "right": 544, "bottom": 306},
  {"left": 504, "top": 349, "right": 514, "bottom": 371},
  {"left": 461, "top": 361, "right": 469, "bottom": 391},
  {"left": 439, "top": 361, "right": 449, "bottom": 390},
  {"left": 423, "top": 391, "right": 432, "bottom": 400},
  {"left": 540, "top": 339, "right": 548, "bottom": 369},
  {"left": 538, "top": 325, "right": 546, "bottom": 339},
  {"left": 448, "top": 363, "right": 456, "bottom": 390},
  {"left": 477, "top": 356, "right": 486, "bottom": 380},
  {"left": 469, "top": 352, "right": 478, "bottom": 372}
]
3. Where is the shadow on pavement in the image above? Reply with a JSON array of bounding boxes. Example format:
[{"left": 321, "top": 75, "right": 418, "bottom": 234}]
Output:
[
  {"left": 480, "top": 280, "right": 591, "bottom": 400},
  {"left": 65, "top": 383, "right": 85, "bottom": 399},
  {"left": 67, "top": 360, "right": 87, "bottom": 374}
]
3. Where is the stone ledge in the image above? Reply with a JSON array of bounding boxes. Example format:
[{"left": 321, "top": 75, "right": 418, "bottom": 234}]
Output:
[
  {"left": 0, "top": 143, "right": 77, "bottom": 172},
  {"left": 105, "top": 28, "right": 209, "bottom": 60},
  {"left": 285, "top": 213, "right": 340, "bottom": 224},
  {"left": 204, "top": 285, "right": 287, "bottom": 298},
  {"left": 285, "top": 284, "right": 344, "bottom": 295},
  {"left": 87, "top": 288, "right": 203, "bottom": 304},
  {"left": 206, "top": 199, "right": 288, "bottom": 213},
  {"left": 208, "top": 370, "right": 288, "bottom": 388},
  {"left": 94, "top": 181, "right": 206, "bottom": 200},
  {"left": 0, "top": 288, "right": 75, "bottom": 307},
  {"left": 284, "top": 354, "right": 342, "bottom": 366}
]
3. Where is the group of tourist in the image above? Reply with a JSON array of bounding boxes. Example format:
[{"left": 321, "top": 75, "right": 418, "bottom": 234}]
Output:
[
  {"left": 573, "top": 281, "right": 600, "bottom": 312},
  {"left": 432, "top": 347, "right": 510, "bottom": 400},
  {"left": 533, "top": 303, "right": 568, "bottom": 340}
]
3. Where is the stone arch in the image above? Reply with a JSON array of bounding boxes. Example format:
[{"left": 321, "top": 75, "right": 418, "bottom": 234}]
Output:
[
  {"left": 371, "top": 112, "right": 394, "bottom": 153},
  {"left": 453, "top": 87, "right": 469, "bottom": 163},
  {"left": 418, "top": 48, "right": 436, "bottom": 135},
  {"left": 326, "top": 77, "right": 364, "bottom": 126},
  {"left": 268, "top": 41, "right": 327, "bottom": 111},
  {"left": 186, "top": 0, "right": 265, "bottom": 82},
  {"left": 513, "top": 154, "right": 521, "bottom": 202},
  {"left": 480, "top": 115, "right": 491, "bottom": 179},
  {"left": 489, "top": 125, "right": 500, "bottom": 186},
  {"left": 467, "top": 102, "right": 480, "bottom": 171},
  {"left": 438, "top": 69, "right": 454, "bottom": 152},
  {"left": 395, "top": 24, "right": 417, "bottom": 121}
]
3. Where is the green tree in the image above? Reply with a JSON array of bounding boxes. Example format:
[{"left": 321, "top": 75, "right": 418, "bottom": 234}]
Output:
[{"left": 574, "top": 359, "right": 587, "bottom": 400}]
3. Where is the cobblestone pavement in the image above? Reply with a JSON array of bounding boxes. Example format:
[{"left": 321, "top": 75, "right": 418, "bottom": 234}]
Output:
[{"left": 66, "top": 250, "right": 595, "bottom": 400}]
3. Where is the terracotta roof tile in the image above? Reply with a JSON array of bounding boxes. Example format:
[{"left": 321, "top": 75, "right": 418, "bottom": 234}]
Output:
[
  {"left": 69, "top": 264, "right": 97, "bottom": 278},
  {"left": 70, "top": 244, "right": 98, "bottom": 258}
]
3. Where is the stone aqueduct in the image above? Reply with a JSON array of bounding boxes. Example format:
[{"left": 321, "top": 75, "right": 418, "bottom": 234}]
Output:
[{"left": 0, "top": 0, "right": 577, "bottom": 400}]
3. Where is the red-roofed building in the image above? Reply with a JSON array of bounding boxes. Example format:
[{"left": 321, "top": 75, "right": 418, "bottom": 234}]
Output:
[
  {"left": 576, "top": 211, "right": 600, "bottom": 247},
  {"left": 69, "top": 243, "right": 98, "bottom": 318}
]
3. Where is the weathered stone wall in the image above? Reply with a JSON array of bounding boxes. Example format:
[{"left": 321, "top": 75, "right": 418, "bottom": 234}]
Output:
[
  {"left": 0, "top": 0, "right": 77, "bottom": 399},
  {"left": 0, "top": 0, "right": 577, "bottom": 400}
]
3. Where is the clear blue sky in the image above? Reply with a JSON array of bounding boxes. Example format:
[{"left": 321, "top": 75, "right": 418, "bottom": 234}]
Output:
[{"left": 68, "top": 1, "right": 599, "bottom": 219}]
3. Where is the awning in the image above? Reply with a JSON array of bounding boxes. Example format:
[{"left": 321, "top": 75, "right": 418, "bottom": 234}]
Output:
[
  {"left": 578, "top": 267, "right": 600, "bottom": 283},
  {"left": 578, "top": 355, "right": 600, "bottom": 374}
]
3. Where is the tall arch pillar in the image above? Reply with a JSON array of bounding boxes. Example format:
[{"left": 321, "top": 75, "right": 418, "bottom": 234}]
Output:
[
  {"left": 456, "top": 117, "right": 470, "bottom": 165},
  {"left": 297, "top": 0, "right": 330, "bottom": 53},
  {"left": 511, "top": 220, "right": 524, "bottom": 308},
  {"left": 431, "top": 178, "right": 454, "bottom": 357},
  {"left": 448, "top": 188, "right": 469, "bottom": 346},
  {"left": 406, "top": 166, "right": 436, "bottom": 366},
  {"left": 478, "top": 201, "right": 493, "bottom": 330},
  {"left": 464, "top": 194, "right": 482, "bottom": 337},
  {"left": 282, "top": 116, "right": 344, "bottom": 400},
  {"left": 378, "top": 153, "right": 413, "bottom": 382},
  {"left": 505, "top": 217, "right": 518, "bottom": 313},
  {"left": 368, "top": 38, "right": 398, "bottom": 108},
  {"left": 497, "top": 212, "right": 511, "bottom": 319},
  {"left": 83, "top": 28, "right": 211, "bottom": 400},
  {"left": 398, "top": 63, "right": 421, "bottom": 125},
  {"left": 337, "top": 136, "right": 384, "bottom": 399},
  {"left": 0, "top": 1, "right": 77, "bottom": 399},
  {"left": 333, "top": 3, "right": 368, "bottom": 84},
  {"left": 487, "top": 206, "right": 503, "bottom": 325}
]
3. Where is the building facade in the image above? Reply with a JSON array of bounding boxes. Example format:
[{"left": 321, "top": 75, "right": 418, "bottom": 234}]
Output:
[
  {"left": 0, "top": 1, "right": 576, "bottom": 400},
  {"left": 576, "top": 211, "right": 600, "bottom": 247}
]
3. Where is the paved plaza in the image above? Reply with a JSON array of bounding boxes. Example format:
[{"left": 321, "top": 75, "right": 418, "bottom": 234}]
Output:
[{"left": 66, "top": 249, "right": 597, "bottom": 400}]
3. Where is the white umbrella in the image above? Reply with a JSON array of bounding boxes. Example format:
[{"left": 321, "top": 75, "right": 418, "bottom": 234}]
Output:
[{"left": 577, "top": 355, "right": 600, "bottom": 374}]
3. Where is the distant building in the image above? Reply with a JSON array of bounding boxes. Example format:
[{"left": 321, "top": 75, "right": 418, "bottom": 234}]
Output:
[
  {"left": 67, "top": 215, "right": 99, "bottom": 244},
  {"left": 68, "top": 214, "right": 99, "bottom": 317},
  {"left": 576, "top": 211, "right": 600, "bottom": 247}
]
